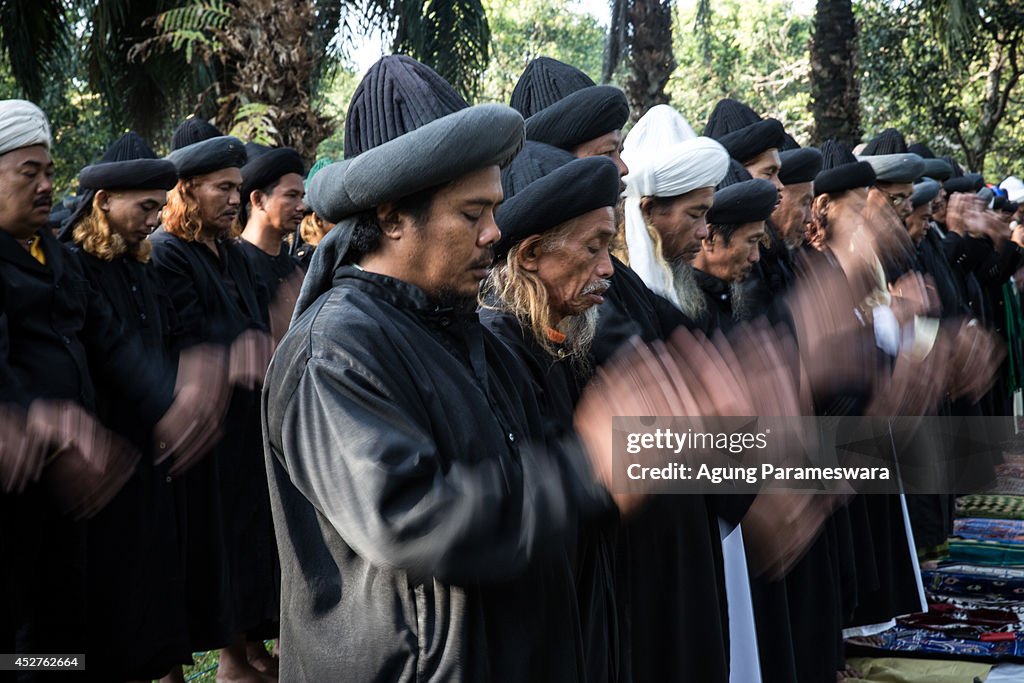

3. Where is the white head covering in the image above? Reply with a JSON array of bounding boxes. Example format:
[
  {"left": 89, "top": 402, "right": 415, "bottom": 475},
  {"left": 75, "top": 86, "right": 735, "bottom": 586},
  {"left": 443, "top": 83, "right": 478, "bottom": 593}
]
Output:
[
  {"left": 0, "top": 100, "right": 50, "bottom": 156},
  {"left": 621, "top": 105, "right": 730, "bottom": 305},
  {"left": 1000, "top": 176, "right": 1024, "bottom": 204}
]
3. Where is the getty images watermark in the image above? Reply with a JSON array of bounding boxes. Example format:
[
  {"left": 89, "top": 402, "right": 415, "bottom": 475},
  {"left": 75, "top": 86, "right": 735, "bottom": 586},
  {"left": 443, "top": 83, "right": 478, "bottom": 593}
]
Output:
[{"left": 611, "top": 416, "right": 1012, "bottom": 495}]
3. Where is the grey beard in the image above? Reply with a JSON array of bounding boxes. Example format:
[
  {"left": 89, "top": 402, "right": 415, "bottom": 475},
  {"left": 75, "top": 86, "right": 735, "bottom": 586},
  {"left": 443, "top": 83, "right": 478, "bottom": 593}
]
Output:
[
  {"left": 670, "top": 259, "right": 708, "bottom": 322},
  {"left": 555, "top": 305, "right": 599, "bottom": 375},
  {"left": 731, "top": 280, "right": 750, "bottom": 321}
]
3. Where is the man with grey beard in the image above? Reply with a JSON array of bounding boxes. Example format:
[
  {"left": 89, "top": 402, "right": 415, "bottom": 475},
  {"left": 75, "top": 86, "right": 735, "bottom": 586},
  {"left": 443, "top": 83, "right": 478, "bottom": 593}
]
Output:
[{"left": 480, "top": 150, "right": 620, "bottom": 683}]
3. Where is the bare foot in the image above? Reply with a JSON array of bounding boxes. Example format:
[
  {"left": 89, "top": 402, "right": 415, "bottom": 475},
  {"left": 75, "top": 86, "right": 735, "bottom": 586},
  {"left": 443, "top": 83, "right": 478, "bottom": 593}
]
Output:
[
  {"left": 247, "top": 640, "right": 279, "bottom": 676},
  {"left": 218, "top": 637, "right": 278, "bottom": 682},
  {"left": 158, "top": 666, "right": 185, "bottom": 683}
]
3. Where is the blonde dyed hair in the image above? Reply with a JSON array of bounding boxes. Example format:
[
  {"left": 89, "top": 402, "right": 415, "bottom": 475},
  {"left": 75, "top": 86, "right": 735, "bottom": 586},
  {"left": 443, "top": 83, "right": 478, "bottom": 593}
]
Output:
[
  {"left": 162, "top": 178, "right": 243, "bottom": 241},
  {"left": 300, "top": 211, "right": 333, "bottom": 248},
  {"left": 73, "top": 193, "right": 152, "bottom": 263}
]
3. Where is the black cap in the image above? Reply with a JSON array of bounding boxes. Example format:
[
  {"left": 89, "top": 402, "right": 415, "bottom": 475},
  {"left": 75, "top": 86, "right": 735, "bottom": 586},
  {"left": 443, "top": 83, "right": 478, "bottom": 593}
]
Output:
[
  {"left": 168, "top": 136, "right": 247, "bottom": 178},
  {"left": 814, "top": 139, "right": 875, "bottom": 196},
  {"left": 510, "top": 57, "right": 596, "bottom": 118},
  {"left": 861, "top": 128, "right": 908, "bottom": 156},
  {"left": 702, "top": 98, "right": 762, "bottom": 139},
  {"left": 714, "top": 119, "right": 786, "bottom": 164},
  {"left": 778, "top": 147, "right": 823, "bottom": 185},
  {"left": 495, "top": 156, "right": 620, "bottom": 260},
  {"left": 524, "top": 85, "right": 629, "bottom": 150},
  {"left": 241, "top": 146, "right": 305, "bottom": 200},
  {"left": 944, "top": 173, "right": 985, "bottom": 195},
  {"left": 171, "top": 117, "right": 222, "bottom": 151},
  {"left": 500, "top": 140, "right": 575, "bottom": 199},
  {"left": 707, "top": 178, "right": 778, "bottom": 224},
  {"left": 344, "top": 55, "right": 469, "bottom": 159}
]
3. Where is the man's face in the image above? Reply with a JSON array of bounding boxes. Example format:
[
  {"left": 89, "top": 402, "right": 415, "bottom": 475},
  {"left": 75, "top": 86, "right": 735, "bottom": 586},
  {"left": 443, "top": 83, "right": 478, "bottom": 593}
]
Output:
[
  {"left": 642, "top": 186, "right": 714, "bottom": 263},
  {"left": 192, "top": 167, "right": 243, "bottom": 235},
  {"left": 400, "top": 165, "right": 503, "bottom": 301},
  {"left": 905, "top": 200, "right": 932, "bottom": 244},
  {"left": 702, "top": 221, "right": 765, "bottom": 283},
  {"left": 572, "top": 129, "right": 629, "bottom": 178},
  {"left": 530, "top": 206, "right": 615, "bottom": 320},
  {"left": 933, "top": 190, "right": 948, "bottom": 224},
  {"left": 874, "top": 182, "right": 914, "bottom": 220},
  {"left": 254, "top": 172, "right": 305, "bottom": 233},
  {"left": 772, "top": 181, "right": 813, "bottom": 248},
  {"left": 0, "top": 145, "right": 54, "bottom": 238},
  {"left": 744, "top": 148, "right": 783, "bottom": 193},
  {"left": 100, "top": 189, "right": 167, "bottom": 246}
]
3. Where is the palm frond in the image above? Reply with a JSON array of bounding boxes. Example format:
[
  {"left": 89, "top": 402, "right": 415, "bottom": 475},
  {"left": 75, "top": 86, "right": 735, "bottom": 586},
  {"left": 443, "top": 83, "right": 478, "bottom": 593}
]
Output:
[{"left": 0, "top": 0, "right": 72, "bottom": 100}]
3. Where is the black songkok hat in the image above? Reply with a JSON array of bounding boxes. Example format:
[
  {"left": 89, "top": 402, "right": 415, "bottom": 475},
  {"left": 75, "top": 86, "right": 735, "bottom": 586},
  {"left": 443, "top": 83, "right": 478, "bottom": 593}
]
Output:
[
  {"left": 714, "top": 118, "right": 786, "bottom": 164},
  {"left": 168, "top": 136, "right": 247, "bottom": 178},
  {"left": 943, "top": 173, "right": 984, "bottom": 195},
  {"left": 495, "top": 156, "right": 619, "bottom": 259},
  {"left": 171, "top": 117, "right": 222, "bottom": 151},
  {"left": 780, "top": 133, "right": 800, "bottom": 152},
  {"left": 908, "top": 142, "right": 935, "bottom": 159},
  {"left": 103, "top": 131, "right": 158, "bottom": 162},
  {"left": 344, "top": 55, "right": 469, "bottom": 160},
  {"left": 778, "top": 147, "right": 823, "bottom": 186},
  {"left": 814, "top": 139, "right": 876, "bottom": 197},
  {"left": 717, "top": 159, "right": 753, "bottom": 189},
  {"left": 524, "top": 85, "right": 629, "bottom": 150},
  {"left": 241, "top": 147, "right": 305, "bottom": 199},
  {"left": 501, "top": 140, "right": 574, "bottom": 199},
  {"left": 911, "top": 178, "right": 941, "bottom": 208},
  {"left": 244, "top": 141, "right": 273, "bottom": 162},
  {"left": 707, "top": 178, "right": 778, "bottom": 224},
  {"left": 510, "top": 57, "right": 596, "bottom": 118},
  {"left": 861, "top": 128, "right": 908, "bottom": 156},
  {"left": 702, "top": 98, "right": 762, "bottom": 139},
  {"left": 943, "top": 156, "right": 964, "bottom": 179}
]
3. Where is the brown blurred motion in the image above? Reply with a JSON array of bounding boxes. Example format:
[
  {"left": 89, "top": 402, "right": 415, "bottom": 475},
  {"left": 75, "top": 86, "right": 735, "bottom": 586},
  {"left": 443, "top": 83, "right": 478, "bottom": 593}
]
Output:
[
  {"left": 0, "top": 403, "right": 49, "bottom": 494},
  {"left": 229, "top": 328, "right": 275, "bottom": 391}
]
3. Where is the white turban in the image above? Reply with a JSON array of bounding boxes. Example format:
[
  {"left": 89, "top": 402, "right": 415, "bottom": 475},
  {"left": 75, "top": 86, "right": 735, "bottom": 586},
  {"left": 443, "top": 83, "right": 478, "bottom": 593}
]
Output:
[
  {"left": 1000, "top": 176, "right": 1024, "bottom": 204},
  {"left": 621, "top": 105, "right": 730, "bottom": 305},
  {"left": 0, "top": 100, "right": 51, "bottom": 156}
]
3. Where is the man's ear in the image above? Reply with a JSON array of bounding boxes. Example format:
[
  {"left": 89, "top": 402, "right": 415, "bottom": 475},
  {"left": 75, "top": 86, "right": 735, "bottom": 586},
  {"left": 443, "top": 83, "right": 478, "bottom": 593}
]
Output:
[
  {"left": 639, "top": 196, "right": 655, "bottom": 223},
  {"left": 702, "top": 232, "right": 716, "bottom": 252},
  {"left": 375, "top": 201, "right": 404, "bottom": 239},
  {"left": 516, "top": 235, "right": 544, "bottom": 272},
  {"left": 250, "top": 189, "right": 266, "bottom": 213},
  {"left": 95, "top": 189, "right": 111, "bottom": 213}
]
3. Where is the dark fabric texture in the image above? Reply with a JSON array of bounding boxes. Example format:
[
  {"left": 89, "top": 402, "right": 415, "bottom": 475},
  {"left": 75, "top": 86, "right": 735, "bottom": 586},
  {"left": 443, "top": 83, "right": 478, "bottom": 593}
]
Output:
[
  {"left": 501, "top": 140, "right": 574, "bottom": 199},
  {"left": 494, "top": 156, "right": 620, "bottom": 259},
  {"left": 593, "top": 257, "right": 730, "bottom": 683},
  {"left": 907, "top": 142, "right": 935, "bottom": 159},
  {"left": 68, "top": 248, "right": 192, "bottom": 680},
  {"left": 149, "top": 229, "right": 279, "bottom": 650},
  {"left": 713, "top": 118, "right": 786, "bottom": 163},
  {"left": 77, "top": 158, "right": 178, "bottom": 192},
  {"left": 707, "top": 178, "right": 778, "bottom": 225},
  {"left": 263, "top": 266, "right": 610, "bottom": 681},
  {"left": 167, "top": 135, "right": 247, "bottom": 178},
  {"left": 920, "top": 157, "right": 953, "bottom": 181},
  {"left": 240, "top": 147, "right": 305, "bottom": 200},
  {"left": 861, "top": 127, "right": 908, "bottom": 156},
  {"left": 524, "top": 86, "right": 629, "bottom": 151},
  {"left": 510, "top": 57, "right": 596, "bottom": 118},
  {"left": 171, "top": 117, "right": 222, "bottom": 151},
  {"left": 306, "top": 104, "right": 524, "bottom": 224},
  {"left": 236, "top": 238, "right": 303, "bottom": 326},
  {"left": 814, "top": 161, "right": 877, "bottom": 197},
  {"left": 911, "top": 179, "right": 941, "bottom": 208},
  {"left": 778, "top": 147, "right": 822, "bottom": 186},
  {"left": 702, "top": 97, "right": 762, "bottom": 139},
  {"left": 480, "top": 307, "right": 619, "bottom": 683},
  {"left": 945, "top": 173, "right": 985, "bottom": 194},
  {"left": 344, "top": 54, "right": 469, "bottom": 159}
]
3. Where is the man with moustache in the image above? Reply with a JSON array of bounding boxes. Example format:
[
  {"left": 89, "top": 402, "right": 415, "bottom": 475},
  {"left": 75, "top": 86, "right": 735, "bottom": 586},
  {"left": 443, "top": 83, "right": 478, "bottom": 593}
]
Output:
[
  {"left": 151, "top": 119, "right": 280, "bottom": 680},
  {"left": 479, "top": 152, "right": 619, "bottom": 683}
]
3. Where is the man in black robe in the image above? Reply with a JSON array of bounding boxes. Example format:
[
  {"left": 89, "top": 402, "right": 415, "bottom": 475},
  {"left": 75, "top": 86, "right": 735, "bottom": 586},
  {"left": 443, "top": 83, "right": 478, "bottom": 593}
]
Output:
[
  {"left": 480, "top": 151, "right": 620, "bottom": 683},
  {"left": 0, "top": 100, "right": 221, "bottom": 678},
  {"left": 150, "top": 120, "right": 280, "bottom": 678},
  {"left": 238, "top": 144, "right": 307, "bottom": 340},
  {"left": 263, "top": 95, "right": 628, "bottom": 681}
]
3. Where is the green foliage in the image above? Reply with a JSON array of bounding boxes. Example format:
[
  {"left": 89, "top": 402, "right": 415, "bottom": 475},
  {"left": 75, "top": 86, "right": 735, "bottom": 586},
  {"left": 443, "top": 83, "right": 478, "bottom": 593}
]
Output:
[
  {"left": 479, "top": 0, "right": 607, "bottom": 104},
  {"left": 857, "top": 0, "right": 1024, "bottom": 177},
  {"left": 314, "top": 64, "right": 361, "bottom": 159},
  {"left": 141, "top": 0, "right": 231, "bottom": 64},
  {"left": 668, "top": 0, "right": 812, "bottom": 139}
]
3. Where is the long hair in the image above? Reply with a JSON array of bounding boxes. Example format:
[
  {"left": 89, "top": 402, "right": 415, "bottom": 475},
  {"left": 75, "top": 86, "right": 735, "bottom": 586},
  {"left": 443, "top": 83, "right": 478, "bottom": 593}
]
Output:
[
  {"left": 299, "top": 211, "right": 332, "bottom": 248},
  {"left": 73, "top": 193, "right": 151, "bottom": 263},
  {"left": 162, "top": 179, "right": 206, "bottom": 242},
  {"left": 481, "top": 219, "right": 597, "bottom": 372}
]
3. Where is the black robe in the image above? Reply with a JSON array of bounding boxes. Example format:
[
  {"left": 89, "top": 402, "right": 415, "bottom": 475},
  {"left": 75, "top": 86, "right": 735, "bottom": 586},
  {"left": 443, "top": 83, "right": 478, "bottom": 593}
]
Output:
[
  {"left": 263, "top": 267, "right": 611, "bottom": 682},
  {"left": 68, "top": 247, "right": 192, "bottom": 680},
  {"left": 0, "top": 228, "right": 172, "bottom": 677},
  {"left": 480, "top": 308, "right": 620, "bottom": 683},
  {"left": 149, "top": 228, "right": 279, "bottom": 649},
  {"left": 236, "top": 238, "right": 302, "bottom": 326},
  {"left": 594, "top": 256, "right": 731, "bottom": 683}
]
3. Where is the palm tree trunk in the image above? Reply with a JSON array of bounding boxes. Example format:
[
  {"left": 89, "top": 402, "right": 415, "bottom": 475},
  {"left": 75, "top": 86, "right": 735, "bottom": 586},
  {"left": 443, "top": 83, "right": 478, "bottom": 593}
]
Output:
[
  {"left": 624, "top": 0, "right": 676, "bottom": 122},
  {"left": 809, "top": 0, "right": 861, "bottom": 145}
]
